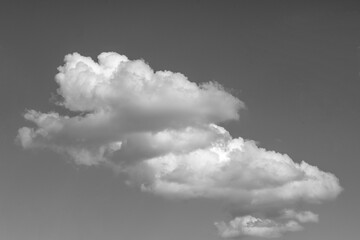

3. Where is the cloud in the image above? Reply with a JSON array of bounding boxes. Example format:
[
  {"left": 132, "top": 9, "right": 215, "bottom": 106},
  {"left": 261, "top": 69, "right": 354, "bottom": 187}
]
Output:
[
  {"left": 281, "top": 209, "right": 319, "bottom": 223},
  {"left": 136, "top": 135, "right": 341, "bottom": 205},
  {"left": 215, "top": 216, "right": 303, "bottom": 239},
  {"left": 17, "top": 52, "right": 342, "bottom": 238},
  {"left": 214, "top": 209, "right": 318, "bottom": 239},
  {"left": 17, "top": 52, "right": 242, "bottom": 165}
]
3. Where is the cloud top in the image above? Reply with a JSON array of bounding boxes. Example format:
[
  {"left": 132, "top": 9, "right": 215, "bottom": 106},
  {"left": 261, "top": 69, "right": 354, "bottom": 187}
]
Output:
[
  {"left": 18, "top": 52, "right": 243, "bottom": 165},
  {"left": 17, "top": 52, "right": 342, "bottom": 238}
]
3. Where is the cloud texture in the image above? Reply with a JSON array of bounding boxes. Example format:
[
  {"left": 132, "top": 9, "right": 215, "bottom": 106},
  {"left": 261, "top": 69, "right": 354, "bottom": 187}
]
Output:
[
  {"left": 17, "top": 52, "right": 342, "bottom": 238},
  {"left": 215, "top": 215, "right": 303, "bottom": 239}
]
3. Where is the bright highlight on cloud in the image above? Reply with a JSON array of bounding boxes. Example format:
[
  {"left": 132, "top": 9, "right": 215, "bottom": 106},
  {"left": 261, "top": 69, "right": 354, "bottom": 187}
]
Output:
[{"left": 17, "top": 52, "right": 342, "bottom": 238}]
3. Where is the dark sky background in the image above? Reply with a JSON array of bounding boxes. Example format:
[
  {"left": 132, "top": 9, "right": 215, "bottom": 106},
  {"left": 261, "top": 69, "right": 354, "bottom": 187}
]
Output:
[{"left": 0, "top": 1, "right": 359, "bottom": 239}]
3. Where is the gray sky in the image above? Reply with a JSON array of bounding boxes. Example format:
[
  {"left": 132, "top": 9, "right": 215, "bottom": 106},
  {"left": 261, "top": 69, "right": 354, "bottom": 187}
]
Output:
[{"left": 0, "top": 1, "right": 359, "bottom": 239}]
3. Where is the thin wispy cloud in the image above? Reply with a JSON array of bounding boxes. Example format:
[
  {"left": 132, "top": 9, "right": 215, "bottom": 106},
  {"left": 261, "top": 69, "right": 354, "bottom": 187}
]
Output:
[{"left": 17, "top": 52, "right": 342, "bottom": 238}]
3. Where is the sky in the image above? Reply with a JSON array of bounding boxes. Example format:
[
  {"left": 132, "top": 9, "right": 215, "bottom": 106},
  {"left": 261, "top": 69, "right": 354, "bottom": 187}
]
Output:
[{"left": 0, "top": 1, "right": 359, "bottom": 239}]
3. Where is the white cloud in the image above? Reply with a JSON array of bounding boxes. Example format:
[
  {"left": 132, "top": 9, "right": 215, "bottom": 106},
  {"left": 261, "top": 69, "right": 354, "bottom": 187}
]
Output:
[
  {"left": 55, "top": 52, "right": 242, "bottom": 124},
  {"left": 215, "top": 215, "right": 303, "bottom": 239},
  {"left": 17, "top": 52, "right": 342, "bottom": 238},
  {"left": 137, "top": 133, "right": 341, "bottom": 206},
  {"left": 17, "top": 52, "right": 243, "bottom": 165},
  {"left": 281, "top": 209, "right": 319, "bottom": 223}
]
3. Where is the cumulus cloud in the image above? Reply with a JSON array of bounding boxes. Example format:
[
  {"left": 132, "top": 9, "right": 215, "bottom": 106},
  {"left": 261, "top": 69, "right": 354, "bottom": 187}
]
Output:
[
  {"left": 137, "top": 135, "right": 340, "bottom": 204},
  {"left": 214, "top": 209, "right": 318, "bottom": 239},
  {"left": 17, "top": 52, "right": 342, "bottom": 238},
  {"left": 17, "top": 52, "right": 242, "bottom": 165},
  {"left": 215, "top": 216, "right": 303, "bottom": 239}
]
